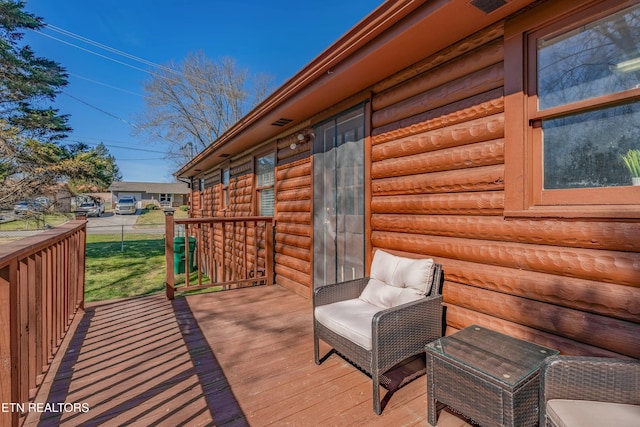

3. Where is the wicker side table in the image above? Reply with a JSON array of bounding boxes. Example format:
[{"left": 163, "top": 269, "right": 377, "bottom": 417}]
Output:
[{"left": 426, "top": 325, "right": 558, "bottom": 427}]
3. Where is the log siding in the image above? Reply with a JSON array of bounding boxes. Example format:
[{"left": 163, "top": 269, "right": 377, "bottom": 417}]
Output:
[{"left": 368, "top": 21, "right": 639, "bottom": 358}]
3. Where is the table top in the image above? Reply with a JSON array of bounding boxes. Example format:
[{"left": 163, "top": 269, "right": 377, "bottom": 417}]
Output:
[{"left": 426, "top": 325, "right": 559, "bottom": 387}]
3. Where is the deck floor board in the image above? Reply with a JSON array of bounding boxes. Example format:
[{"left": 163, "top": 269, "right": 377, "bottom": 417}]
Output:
[{"left": 27, "top": 286, "right": 472, "bottom": 426}]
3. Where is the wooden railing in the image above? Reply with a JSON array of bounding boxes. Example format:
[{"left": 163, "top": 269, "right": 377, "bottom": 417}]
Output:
[
  {"left": 164, "top": 213, "right": 274, "bottom": 300},
  {"left": 0, "top": 220, "right": 86, "bottom": 427}
]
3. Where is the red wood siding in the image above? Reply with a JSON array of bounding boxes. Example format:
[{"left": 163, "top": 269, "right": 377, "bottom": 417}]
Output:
[
  {"left": 369, "top": 23, "right": 639, "bottom": 358},
  {"left": 274, "top": 131, "right": 314, "bottom": 297}
]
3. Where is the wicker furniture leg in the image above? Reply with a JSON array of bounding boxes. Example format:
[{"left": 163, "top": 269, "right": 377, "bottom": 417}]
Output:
[{"left": 426, "top": 353, "right": 438, "bottom": 426}]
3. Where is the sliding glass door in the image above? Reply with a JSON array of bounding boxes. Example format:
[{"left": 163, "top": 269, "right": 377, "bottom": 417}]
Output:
[{"left": 313, "top": 105, "right": 366, "bottom": 288}]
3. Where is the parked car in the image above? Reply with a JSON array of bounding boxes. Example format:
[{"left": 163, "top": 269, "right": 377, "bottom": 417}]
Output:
[
  {"left": 34, "top": 196, "right": 51, "bottom": 210},
  {"left": 13, "top": 200, "right": 36, "bottom": 215},
  {"left": 115, "top": 196, "right": 137, "bottom": 215},
  {"left": 78, "top": 201, "right": 105, "bottom": 217}
]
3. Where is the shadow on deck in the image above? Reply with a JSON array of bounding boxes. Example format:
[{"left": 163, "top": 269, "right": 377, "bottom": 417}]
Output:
[{"left": 26, "top": 286, "right": 471, "bottom": 426}]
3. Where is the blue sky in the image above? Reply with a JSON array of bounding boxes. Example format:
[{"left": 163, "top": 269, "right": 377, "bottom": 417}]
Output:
[{"left": 22, "top": 0, "right": 382, "bottom": 182}]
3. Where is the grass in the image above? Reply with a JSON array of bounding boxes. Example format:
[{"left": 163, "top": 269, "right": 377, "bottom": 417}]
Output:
[
  {"left": 85, "top": 233, "right": 166, "bottom": 302},
  {"left": 0, "top": 212, "right": 74, "bottom": 231},
  {"left": 85, "top": 230, "right": 212, "bottom": 302},
  {"left": 134, "top": 208, "right": 189, "bottom": 228}
]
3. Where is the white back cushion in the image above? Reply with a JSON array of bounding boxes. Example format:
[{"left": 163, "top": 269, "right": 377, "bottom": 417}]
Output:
[
  {"left": 394, "top": 287, "right": 426, "bottom": 305},
  {"left": 365, "top": 249, "right": 436, "bottom": 307},
  {"left": 392, "top": 257, "right": 435, "bottom": 295},
  {"left": 359, "top": 278, "right": 403, "bottom": 309},
  {"left": 369, "top": 249, "right": 400, "bottom": 285}
]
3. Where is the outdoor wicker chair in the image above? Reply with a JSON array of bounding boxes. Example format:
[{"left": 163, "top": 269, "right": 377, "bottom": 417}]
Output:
[
  {"left": 540, "top": 355, "right": 640, "bottom": 427},
  {"left": 313, "top": 250, "right": 444, "bottom": 414}
]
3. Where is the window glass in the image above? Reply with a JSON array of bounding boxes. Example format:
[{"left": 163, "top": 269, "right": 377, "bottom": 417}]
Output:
[
  {"left": 537, "top": 4, "right": 640, "bottom": 110},
  {"left": 256, "top": 153, "right": 275, "bottom": 216},
  {"left": 259, "top": 187, "right": 274, "bottom": 216},
  {"left": 222, "top": 168, "right": 230, "bottom": 186},
  {"left": 257, "top": 153, "right": 275, "bottom": 187},
  {"left": 222, "top": 168, "right": 230, "bottom": 209},
  {"left": 313, "top": 105, "right": 365, "bottom": 287},
  {"left": 543, "top": 102, "right": 640, "bottom": 188}
]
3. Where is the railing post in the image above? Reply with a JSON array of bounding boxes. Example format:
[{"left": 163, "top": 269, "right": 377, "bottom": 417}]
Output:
[
  {"left": 266, "top": 220, "right": 274, "bottom": 285},
  {"left": 0, "top": 260, "right": 19, "bottom": 427},
  {"left": 164, "top": 210, "right": 175, "bottom": 300}
]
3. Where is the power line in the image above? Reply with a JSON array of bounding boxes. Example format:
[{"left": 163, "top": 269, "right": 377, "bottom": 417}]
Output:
[
  {"left": 45, "top": 24, "right": 180, "bottom": 76},
  {"left": 73, "top": 134, "right": 164, "bottom": 146},
  {"left": 62, "top": 91, "right": 141, "bottom": 129},
  {"left": 31, "top": 25, "right": 259, "bottom": 106},
  {"left": 69, "top": 73, "right": 143, "bottom": 97},
  {"left": 35, "top": 31, "right": 152, "bottom": 75},
  {"left": 63, "top": 138, "right": 168, "bottom": 154}
]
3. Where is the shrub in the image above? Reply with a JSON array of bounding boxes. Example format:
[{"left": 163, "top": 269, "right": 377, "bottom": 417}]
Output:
[
  {"left": 179, "top": 205, "right": 190, "bottom": 211},
  {"left": 145, "top": 204, "right": 159, "bottom": 210},
  {"left": 621, "top": 149, "right": 640, "bottom": 178}
]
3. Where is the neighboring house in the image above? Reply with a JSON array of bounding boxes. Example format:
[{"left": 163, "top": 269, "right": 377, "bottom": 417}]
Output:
[
  {"left": 176, "top": 0, "right": 639, "bottom": 360},
  {"left": 108, "top": 181, "right": 189, "bottom": 208}
]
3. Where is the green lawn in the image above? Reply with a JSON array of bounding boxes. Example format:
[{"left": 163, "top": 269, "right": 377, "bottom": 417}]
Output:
[
  {"left": 134, "top": 207, "right": 189, "bottom": 228},
  {"left": 85, "top": 229, "right": 212, "bottom": 302},
  {"left": 85, "top": 233, "right": 167, "bottom": 302},
  {"left": 0, "top": 212, "right": 74, "bottom": 231}
]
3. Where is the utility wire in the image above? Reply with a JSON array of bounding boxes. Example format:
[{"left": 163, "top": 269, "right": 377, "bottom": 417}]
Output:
[
  {"left": 69, "top": 73, "right": 143, "bottom": 97},
  {"left": 35, "top": 31, "right": 152, "bottom": 75},
  {"left": 32, "top": 24, "right": 259, "bottom": 106},
  {"left": 62, "top": 91, "right": 141, "bottom": 129},
  {"left": 63, "top": 138, "right": 168, "bottom": 154},
  {"left": 46, "top": 24, "right": 180, "bottom": 76},
  {"left": 33, "top": 24, "right": 251, "bottom": 105}
]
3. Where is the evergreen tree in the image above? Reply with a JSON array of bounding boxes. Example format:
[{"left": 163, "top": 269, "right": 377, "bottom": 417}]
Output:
[{"left": 0, "top": 0, "right": 70, "bottom": 140}]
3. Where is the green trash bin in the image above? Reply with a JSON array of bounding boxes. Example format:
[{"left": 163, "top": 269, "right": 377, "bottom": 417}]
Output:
[{"left": 173, "top": 236, "right": 196, "bottom": 274}]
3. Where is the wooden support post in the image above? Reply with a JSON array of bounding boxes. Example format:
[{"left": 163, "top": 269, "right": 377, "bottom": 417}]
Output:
[
  {"left": 0, "top": 260, "right": 19, "bottom": 427},
  {"left": 265, "top": 222, "right": 275, "bottom": 285},
  {"left": 164, "top": 210, "right": 175, "bottom": 300}
]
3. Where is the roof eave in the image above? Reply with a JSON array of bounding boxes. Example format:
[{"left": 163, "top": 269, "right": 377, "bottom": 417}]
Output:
[{"left": 176, "top": 0, "right": 536, "bottom": 178}]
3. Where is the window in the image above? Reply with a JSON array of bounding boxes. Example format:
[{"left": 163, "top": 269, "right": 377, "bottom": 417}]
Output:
[
  {"left": 505, "top": 1, "right": 640, "bottom": 217},
  {"left": 256, "top": 152, "right": 275, "bottom": 216},
  {"left": 199, "top": 178, "right": 205, "bottom": 210},
  {"left": 221, "top": 168, "right": 230, "bottom": 210},
  {"left": 159, "top": 193, "right": 172, "bottom": 207}
]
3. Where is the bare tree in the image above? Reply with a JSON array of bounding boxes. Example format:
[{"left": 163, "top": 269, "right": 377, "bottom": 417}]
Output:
[{"left": 135, "top": 52, "right": 274, "bottom": 167}]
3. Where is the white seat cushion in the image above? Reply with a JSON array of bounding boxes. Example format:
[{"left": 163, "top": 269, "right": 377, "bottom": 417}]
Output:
[
  {"left": 314, "top": 299, "right": 380, "bottom": 350},
  {"left": 547, "top": 399, "right": 640, "bottom": 427}
]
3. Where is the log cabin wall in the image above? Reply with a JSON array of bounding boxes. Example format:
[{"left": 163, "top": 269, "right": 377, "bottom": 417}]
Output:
[
  {"left": 274, "top": 130, "right": 314, "bottom": 298},
  {"left": 368, "top": 23, "right": 640, "bottom": 358},
  {"left": 226, "top": 157, "right": 255, "bottom": 277}
]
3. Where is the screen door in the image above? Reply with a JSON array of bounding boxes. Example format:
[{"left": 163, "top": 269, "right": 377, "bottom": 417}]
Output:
[{"left": 312, "top": 106, "right": 365, "bottom": 288}]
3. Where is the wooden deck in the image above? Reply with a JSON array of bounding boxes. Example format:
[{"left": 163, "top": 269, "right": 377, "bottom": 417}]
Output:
[{"left": 26, "top": 286, "right": 472, "bottom": 426}]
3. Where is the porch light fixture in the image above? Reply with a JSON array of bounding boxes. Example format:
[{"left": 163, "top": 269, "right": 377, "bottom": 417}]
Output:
[
  {"left": 291, "top": 133, "right": 305, "bottom": 150},
  {"left": 616, "top": 57, "right": 640, "bottom": 73}
]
